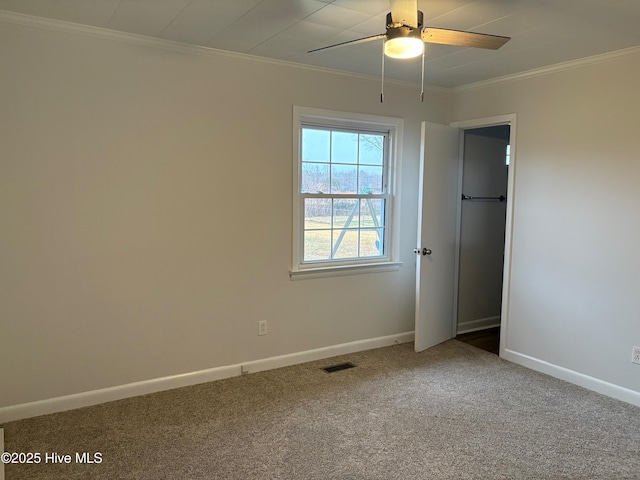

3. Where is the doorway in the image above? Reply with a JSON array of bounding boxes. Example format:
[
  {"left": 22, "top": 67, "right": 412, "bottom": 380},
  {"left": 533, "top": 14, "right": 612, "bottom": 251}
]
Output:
[
  {"left": 414, "top": 116, "right": 516, "bottom": 356},
  {"left": 454, "top": 125, "right": 510, "bottom": 354}
]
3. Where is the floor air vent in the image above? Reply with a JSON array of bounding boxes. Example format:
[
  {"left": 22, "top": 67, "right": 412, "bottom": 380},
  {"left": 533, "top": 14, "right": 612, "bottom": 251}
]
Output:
[{"left": 322, "top": 362, "right": 356, "bottom": 373}]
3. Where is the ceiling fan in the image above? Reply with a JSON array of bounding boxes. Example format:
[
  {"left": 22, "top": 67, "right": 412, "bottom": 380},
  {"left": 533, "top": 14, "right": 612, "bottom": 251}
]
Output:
[{"left": 308, "top": 0, "right": 510, "bottom": 101}]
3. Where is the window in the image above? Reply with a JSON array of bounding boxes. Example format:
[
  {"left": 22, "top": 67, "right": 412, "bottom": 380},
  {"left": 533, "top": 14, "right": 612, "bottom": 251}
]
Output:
[{"left": 291, "top": 107, "right": 402, "bottom": 278}]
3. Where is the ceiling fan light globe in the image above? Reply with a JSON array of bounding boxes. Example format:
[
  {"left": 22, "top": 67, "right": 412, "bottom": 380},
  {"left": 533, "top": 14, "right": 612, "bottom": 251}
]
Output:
[{"left": 384, "top": 37, "right": 424, "bottom": 58}]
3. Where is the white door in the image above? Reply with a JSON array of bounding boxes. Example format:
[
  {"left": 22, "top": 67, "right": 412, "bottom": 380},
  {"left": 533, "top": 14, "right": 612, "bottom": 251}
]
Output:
[{"left": 415, "top": 122, "right": 460, "bottom": 352}]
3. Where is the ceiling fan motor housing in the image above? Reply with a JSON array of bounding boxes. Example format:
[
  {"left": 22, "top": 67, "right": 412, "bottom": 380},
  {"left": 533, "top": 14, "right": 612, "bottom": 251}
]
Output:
[
  {"left": 385, "top": 24, "right": 422, "bottom": 43},
  {"left": 386, "top": 10, "right": 423, "bottom": 29}
]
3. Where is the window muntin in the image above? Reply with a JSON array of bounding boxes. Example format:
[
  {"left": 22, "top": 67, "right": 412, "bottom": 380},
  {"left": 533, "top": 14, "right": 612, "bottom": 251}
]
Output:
[{"left": 299, "top": 126, "right": 389, "bottom": 264}]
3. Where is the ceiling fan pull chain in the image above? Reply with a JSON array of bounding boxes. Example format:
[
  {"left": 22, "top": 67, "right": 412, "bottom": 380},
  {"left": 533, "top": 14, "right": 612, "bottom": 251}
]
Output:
[
  {"left": 420, "top": 48, "right": 425, "bottom": 102},
  {"left": 381, "top": 39, "right": 385, "bottom": 103}
]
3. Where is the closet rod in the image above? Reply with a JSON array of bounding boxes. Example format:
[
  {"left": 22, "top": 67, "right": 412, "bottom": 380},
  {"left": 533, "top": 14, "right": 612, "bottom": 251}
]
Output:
[{"left": 462, "top": 194, "right": 506, "bottom": 202}]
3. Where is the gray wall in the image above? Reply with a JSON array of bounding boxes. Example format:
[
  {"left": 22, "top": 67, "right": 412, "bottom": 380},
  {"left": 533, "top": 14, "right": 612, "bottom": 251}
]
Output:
[
  {"left": 0, "top": 19, "right": 451, "bottom": 408},
  {"left": 453, "top": 51, "right": 640, "bottom": 397}
]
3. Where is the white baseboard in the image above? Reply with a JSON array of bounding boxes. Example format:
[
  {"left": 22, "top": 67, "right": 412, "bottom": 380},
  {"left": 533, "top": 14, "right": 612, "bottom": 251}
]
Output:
[
  {"left": 502, "top": 349, "right": 640, "bottom": 408},
  {"left": 456, "top": 316, "right": 500, "bottom": 335},
  {"left": 0, "top": 331, "right": 414, "bottom": 423}
]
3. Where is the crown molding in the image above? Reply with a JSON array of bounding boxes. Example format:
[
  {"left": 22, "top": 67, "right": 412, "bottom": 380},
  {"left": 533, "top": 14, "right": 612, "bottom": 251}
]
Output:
[
  {"left": 0, "top": 10, "right": 450, "bottom": 94},
  {"left": 454, "top": 45, "right": 640, "bottom": 92}
]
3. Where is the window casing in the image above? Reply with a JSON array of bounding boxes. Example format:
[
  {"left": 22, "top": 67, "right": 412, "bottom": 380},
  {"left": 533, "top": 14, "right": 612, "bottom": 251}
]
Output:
[{"left": 291, "top": 107, "right": 402, "bottom": 278}]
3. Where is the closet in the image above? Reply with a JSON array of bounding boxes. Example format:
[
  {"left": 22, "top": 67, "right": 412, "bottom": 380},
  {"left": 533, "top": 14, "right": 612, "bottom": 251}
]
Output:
[{"left": 456, "top": 126, "right": 510, "bottom": 343}]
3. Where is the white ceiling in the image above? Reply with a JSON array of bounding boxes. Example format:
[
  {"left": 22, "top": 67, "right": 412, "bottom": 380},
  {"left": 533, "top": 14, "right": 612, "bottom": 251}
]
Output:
[{"left": 1, "top": 0, "right": 640, "bottom": 88}]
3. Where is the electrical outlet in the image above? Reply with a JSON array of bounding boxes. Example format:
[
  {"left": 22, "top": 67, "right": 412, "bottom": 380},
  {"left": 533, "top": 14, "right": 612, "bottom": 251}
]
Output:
[
  {"left": 258, "top": 320, "right": 267, "bottom": 336},
  {"left": 632, "top": 346, "right": 640, "bottom": 365}
]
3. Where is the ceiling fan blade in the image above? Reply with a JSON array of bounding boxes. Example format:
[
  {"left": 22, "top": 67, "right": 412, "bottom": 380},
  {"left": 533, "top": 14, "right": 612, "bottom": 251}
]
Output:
[
  {"left": 422, "top": 28, "right": 510, "bottom": 50},
  {"left": 308, "top": 33, "right": 386, "bottom": 54},
  {"left": 390, "top": 0, "right": 418, "bottom": 28}
]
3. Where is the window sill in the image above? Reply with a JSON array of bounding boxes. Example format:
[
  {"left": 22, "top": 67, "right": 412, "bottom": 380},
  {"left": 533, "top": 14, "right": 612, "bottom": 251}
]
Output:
[{"left": 289, "top": 261, "right": 402, "bottom": 281}]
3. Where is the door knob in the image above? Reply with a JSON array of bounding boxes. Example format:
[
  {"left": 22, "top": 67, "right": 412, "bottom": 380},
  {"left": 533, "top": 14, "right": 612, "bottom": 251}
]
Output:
[{"left": 414, "top": 248, "right": 432, "bottom": 256}]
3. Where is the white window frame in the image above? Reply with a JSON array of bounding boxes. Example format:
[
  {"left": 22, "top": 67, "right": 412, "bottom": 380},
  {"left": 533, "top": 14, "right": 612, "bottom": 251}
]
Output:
[{"left": 291, "top": 106, "right": 403, "bottom": 280}]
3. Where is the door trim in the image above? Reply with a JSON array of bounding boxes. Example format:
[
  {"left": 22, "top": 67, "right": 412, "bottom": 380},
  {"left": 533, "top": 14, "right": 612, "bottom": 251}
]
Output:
[{"left": 450, "top": 114, "right": 517, "bottom": 358}]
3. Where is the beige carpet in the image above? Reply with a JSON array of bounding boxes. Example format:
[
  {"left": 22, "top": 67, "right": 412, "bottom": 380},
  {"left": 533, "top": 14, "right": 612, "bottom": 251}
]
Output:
[{"left": 3, "top": 340, "right": 639, "bottom": 479}]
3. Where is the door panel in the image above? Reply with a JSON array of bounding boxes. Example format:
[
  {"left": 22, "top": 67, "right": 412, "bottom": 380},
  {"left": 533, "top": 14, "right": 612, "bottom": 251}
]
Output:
[{"left": 415, "top": 122, "right": 460, "bottom": 352}]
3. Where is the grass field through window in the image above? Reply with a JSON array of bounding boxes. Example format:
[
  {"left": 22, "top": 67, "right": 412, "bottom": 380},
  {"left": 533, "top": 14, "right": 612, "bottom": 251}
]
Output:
[{"left": 304, "top": 217, "right": 384, "bottom": 261}]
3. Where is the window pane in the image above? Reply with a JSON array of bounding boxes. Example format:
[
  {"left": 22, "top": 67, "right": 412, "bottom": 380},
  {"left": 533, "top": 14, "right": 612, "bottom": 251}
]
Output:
[
  {"left": 360, "top": 228, "right": 384, "bottom": 257},
  {"left": 302, "top": 128, "right": 330, "bottom": 162},
  {"left": 301, "top": 162, "right": 329, "bottom": 193},
  {"left": 333, "top": 199, "right": 359, "bottom": 229},
  {"left": 360, "top": 198, "right": 384, "bottom": 228},
  {"left": 359, "top": 134, "right": 384, "bottom": 165},
  {"left": 304, "top": 198, "right": 332, "bottom": 230},
  {"left": 332, "top": 229, "right": 359, "bottom": 259},
  {"left": 331, "top": 131, "right": 358, "bottom": 164},
  {"left": 359, "top": 165, "right": 383, "bottom": 193},
  {"left": 304, "top": 230, "right": 331, "bottom": 261},
  {"left": 331, "top": 164, "right": 357, "bottom": 194}
]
